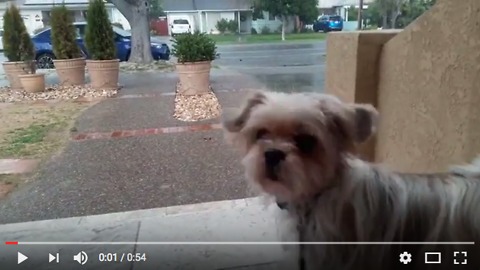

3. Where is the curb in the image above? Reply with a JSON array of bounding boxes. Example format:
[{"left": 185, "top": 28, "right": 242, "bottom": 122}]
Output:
[{"left": 0, "top": 159, "right": 39, "bottom": 175}]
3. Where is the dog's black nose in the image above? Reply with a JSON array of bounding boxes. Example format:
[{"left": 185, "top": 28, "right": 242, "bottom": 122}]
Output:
[{"left": 264, "top": 149, "right": 286, "bottom": 168}]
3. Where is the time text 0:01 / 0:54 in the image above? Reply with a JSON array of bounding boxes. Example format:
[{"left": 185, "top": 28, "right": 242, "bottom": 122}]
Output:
[{"left": 98, "top": 253, "right": 147, "bottom": 262}]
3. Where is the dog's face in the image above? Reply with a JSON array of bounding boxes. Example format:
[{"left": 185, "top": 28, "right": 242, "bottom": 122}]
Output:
[{"left": 221, "top": 91, "right": 378, "bottom": 202}]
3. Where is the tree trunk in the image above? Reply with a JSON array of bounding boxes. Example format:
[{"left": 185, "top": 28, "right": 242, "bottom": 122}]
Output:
[
  {"left": 295, "top": 15, "right": 300, "bottom": 33},
  {"left": 281, "top": 16, "right": 286, "bottom": 41},
  {"left": 390, "top": 12, "right": 398, "bottom": 29},
  {"left": 390, "top": 6, "right": 401, "bottom": 29},
  {"left": 382, "top": 12, "right": 388, "bottom": 28},
  {"left": 111, "top": 0, "right": 153, "bottom": 64}
]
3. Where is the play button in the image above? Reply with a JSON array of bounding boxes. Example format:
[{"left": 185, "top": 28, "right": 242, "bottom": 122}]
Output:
[{"left": 18, "top": 252, "right": 28, "bottom": 264}]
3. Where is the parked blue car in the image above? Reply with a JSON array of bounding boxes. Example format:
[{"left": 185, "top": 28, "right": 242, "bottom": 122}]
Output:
[
  {"left": 32, "top": 22, "right": 170, "bottom": 69},
  {"left": 313, "top": 15, "right": 343, "bottom": 33}
]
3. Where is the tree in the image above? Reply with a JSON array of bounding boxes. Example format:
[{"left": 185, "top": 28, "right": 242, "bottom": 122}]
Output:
[
  {"left": 347, "top": 6, "right": 359, "bottom": 22},
  {"left": 364, "top": 2, "right": 382, "bottom": 28},
  {"left": 3, "top": 4, "right": 33, "bottom": 62},
  {"left": 395, "top": 0, "right": 436, "bottom": 28},
  {"left": 294, "top": 0, "right": 318, "bottom": 31},
  {"left": 148, "top": 0, "right": 165, "bottom": 19},
  {"left": 85, "top": 0, "right": 116, "bottom": 60},
  {"left": 365, "top": 0, "right": 435, "bottom": 28},
  {"left": 51, "top": 5, "right": 82, "bottom": 59},
  {"left": 110, "top": 0, "right": 153, "bottom": 64},
  {"left": 252, "top": 0, "right": 297, "bottom": 41}
]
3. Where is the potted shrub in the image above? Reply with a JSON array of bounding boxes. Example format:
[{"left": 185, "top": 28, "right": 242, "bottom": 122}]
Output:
[
  {"left": 51, "top": 4, "right": 86, "bottom": 86},
  {"left": 172, "top": 31, "right": 217, "bottom": 95},
  {"left": 17, "top": 41, "right": 45, "bottom": 93},
  {"left": 17, "top": 26, "right": 45, "bottom": 93},
  {"left": 2, "top": 4, "right": 32, "bottom": 90},
  {"left": 84, "top": 0, "right": 119, "bottom": 90}
]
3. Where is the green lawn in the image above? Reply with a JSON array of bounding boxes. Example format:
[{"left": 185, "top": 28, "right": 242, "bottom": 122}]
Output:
[{"left": 209, "top": 33, "right": 326, "bottom": 44}]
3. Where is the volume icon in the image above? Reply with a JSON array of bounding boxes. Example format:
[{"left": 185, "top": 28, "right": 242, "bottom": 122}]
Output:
[
  {"left": 49, "top": 253, "right": 59, "bottom": 263},
  {"left": 73, "top": 251, "right": 88, "bottom": 265}
]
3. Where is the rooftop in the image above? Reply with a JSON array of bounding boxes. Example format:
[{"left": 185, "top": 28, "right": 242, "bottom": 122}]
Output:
[{"left": 163, "top": 0, "right": 252, "bottom": 12}]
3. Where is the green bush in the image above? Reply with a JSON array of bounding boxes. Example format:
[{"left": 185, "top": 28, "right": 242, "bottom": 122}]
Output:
[
  {"left": 300, "top": 27, "right": 314, "bottom": 33},
  {"left": 84, "top": 0, "right": 116, "bottom": 60},
  {"left": 172, "top": 31, "right": 217, "bottom": 63},
  {"left": 215, "top": 18, "right": 229, "bottom": 34},
  {"left": 251, "top": 27, "right": 258, "bottom": 34},
  {"left": 51, "top": 5, "right": 82, "bottom": 60},
  {"left": 227, "top": 20, "right": 238, "bottom": 33},
  {"left": 260, "top": 25, "right": 271, "bottom": 34},
  {"left": 3, "top": 3, "right": 35, "bottom": 65}
]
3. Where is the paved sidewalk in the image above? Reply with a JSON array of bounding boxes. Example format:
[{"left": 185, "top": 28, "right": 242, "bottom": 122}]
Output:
[
  {"left": 0, "top": 197, "right": 298, "bottom": 270},
  {"left": 0, "top": 70, "right": 268, "bottom": 224}
]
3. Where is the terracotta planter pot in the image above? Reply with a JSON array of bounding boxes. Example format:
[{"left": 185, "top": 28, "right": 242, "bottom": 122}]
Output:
[
  {"left": 176, "top": 61, "right": 211, "bottom": 95},
  {"left": 18, "top": 73, "right": 45, "bottom": 93},
  {"left": 86, "top": 59, "right": 120, "bottom": 90},
  {"left": 2, "top": 61, "right": 30, "bottom": 90},
  {"left": 53, "top": 57, "right": 86, "bottom": 86}
]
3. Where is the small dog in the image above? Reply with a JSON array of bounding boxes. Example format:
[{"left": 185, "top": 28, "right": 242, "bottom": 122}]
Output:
[{"left": 222, "top": 91, "right": 480, "bottom": 270}]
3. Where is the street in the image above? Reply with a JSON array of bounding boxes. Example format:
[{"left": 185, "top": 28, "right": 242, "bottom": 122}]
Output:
[{"left": 214, "top": 42, "right": 326, "bottom": 93}]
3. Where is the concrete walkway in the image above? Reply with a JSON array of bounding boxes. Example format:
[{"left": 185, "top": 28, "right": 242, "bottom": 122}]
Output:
[
  {"left": 0, "top": 197, "right": 298, "bottom": 270},
  {"left": 0, "top": 70, "right": 268, "bottom": 224}
]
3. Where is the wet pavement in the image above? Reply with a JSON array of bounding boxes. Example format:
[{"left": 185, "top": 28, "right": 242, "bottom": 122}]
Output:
[{"left": 214, "top": 42, "right": 326, "bottom": 93}]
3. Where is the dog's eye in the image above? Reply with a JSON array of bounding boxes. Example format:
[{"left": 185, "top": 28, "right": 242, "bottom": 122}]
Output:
[
  {"left": 255, "top": 129, "right": 268, "bottom": 140},
  {"left": 294, "top": 134, "right": 317, "bottom": 153}
]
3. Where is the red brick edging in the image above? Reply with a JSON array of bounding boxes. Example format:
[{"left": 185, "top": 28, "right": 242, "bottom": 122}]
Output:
[{"left": 72, "top": 123, "right": 222, "bottom": 141}]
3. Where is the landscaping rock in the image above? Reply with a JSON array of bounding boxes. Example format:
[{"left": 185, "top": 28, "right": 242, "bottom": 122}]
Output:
[
  {"left": 0, "top": 84, "right": 118, "bottom": 103},
  {"left": 119, "top": 60, "right": 175, "bottom": 73},
  {"left": 173, "top": 83, "right": 221, "bottom": 122}
]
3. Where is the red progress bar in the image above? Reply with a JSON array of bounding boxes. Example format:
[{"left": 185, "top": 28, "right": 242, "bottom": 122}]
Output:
[{"left": 5, "top": 241, "right": 18, "bottom": 245}]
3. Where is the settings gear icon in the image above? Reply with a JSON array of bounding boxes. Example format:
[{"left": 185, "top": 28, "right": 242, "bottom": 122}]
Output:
[{"left": 399, "top": 251, "right": 412, "bottom": 264}]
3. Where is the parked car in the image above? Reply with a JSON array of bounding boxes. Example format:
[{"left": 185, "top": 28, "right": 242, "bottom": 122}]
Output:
[
  {"left": 32, "top": 22, "right": 170, "bottom": 69},
  {"left": 170, "top": 19, "right": 191, "bottom": 36},
  {"left": 313, "top": 15, "right": 344, "bottom": 33}
]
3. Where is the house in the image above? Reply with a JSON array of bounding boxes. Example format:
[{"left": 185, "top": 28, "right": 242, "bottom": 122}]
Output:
[
  {"left": 0, "top": 0, "right": 130, "bottom": 35},
  {"left": 251, "top": 11, "right": 295, "bottom": 34},
  {"left": 163, "top": 0, "right": 253, "bottom": 35}
]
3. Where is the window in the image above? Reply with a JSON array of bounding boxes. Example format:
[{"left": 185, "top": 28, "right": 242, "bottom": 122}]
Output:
[
  {"left": 173, "top": 19, "right": 189, "bottom": 24},
  {"left": 75, "top": 28, "right": 82, "bottom": 39},
  {"left": 329, "top": 15, "right": 342, "bottom": 21}
]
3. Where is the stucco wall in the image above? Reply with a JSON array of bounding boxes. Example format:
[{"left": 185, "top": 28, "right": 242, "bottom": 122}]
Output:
[
  {"left": 325, "top": 30, "right": 399, "bottom": 161},
  {"left": 375, "top": 0, "right": 480, "bottom": 172}
]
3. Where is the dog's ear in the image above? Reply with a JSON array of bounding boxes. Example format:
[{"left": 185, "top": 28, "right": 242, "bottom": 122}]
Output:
[
  {"left": 323, "top": 102, "right": 378, "bottom": 145},
  {"left": 221, "top": 91, "right": 266, "bottom": 133},
  {"left": 350, "top": 104, "right": 378, "bottom": 143}
]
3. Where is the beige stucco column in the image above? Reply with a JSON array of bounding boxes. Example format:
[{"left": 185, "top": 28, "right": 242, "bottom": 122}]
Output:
[
  {"left": 374, "top": 0, "right": 480, "bottom": 173},
  {"left": 324, "top": 30, "right": 400, "bottom": 161}
]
